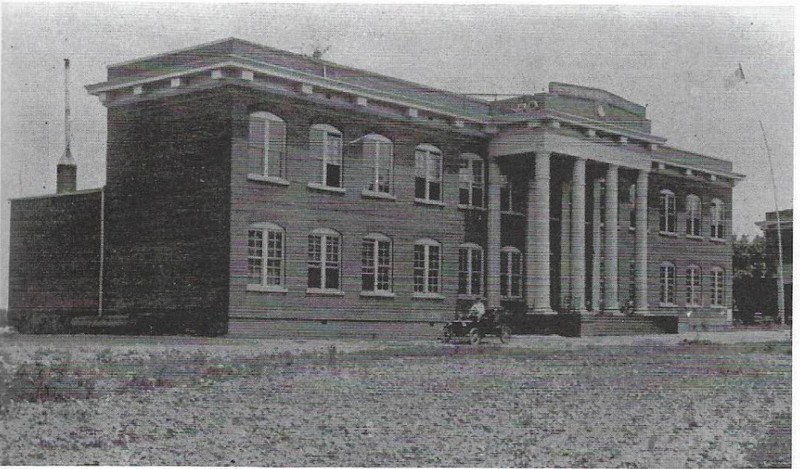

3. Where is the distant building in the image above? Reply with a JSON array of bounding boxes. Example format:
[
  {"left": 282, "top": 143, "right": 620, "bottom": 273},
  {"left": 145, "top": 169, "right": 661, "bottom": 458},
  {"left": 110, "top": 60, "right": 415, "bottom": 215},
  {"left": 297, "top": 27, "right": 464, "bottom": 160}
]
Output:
[
  {"left": 7, "top": 38, "right": 743, "bottom": 336},
  {"left": 756, "top": 209, "right": 792, "bottom": 323}
]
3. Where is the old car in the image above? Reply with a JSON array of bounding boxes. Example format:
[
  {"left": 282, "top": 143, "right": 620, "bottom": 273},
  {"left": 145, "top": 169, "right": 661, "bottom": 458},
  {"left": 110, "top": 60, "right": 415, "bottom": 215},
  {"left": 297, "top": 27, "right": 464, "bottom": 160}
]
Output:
[{"left": 443, "top": 306, "right": 512, "bottom": 345}]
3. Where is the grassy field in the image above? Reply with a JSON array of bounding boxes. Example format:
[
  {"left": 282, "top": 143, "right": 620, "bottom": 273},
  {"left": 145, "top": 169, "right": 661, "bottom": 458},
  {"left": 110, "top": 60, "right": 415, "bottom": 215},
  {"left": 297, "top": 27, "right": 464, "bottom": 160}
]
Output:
[{"left": 0, "top": 333, "right": 791, "bottom": 467}]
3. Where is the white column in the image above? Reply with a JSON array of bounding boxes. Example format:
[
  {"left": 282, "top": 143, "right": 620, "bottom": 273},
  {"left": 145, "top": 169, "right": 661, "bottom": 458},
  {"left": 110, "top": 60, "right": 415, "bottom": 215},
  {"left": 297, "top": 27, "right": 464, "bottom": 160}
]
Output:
[
  {"left": 635, "top": 170, "right": 649, "bottom": 314},
  {"left": 527, "top": 153, "right": 554, "bottom": 314},
  {"left": 604, "top": 165, "right": 620, "bottom": 314},
  {"left": 560, "top": 182, "right": 571, "bottom": 309},
  {"left": 486, "top": 160, "right": 502, "bottom": 308},
  {"left": 591, "top": 177, "right": 602, "bottom": 312},
  {"left": 571, "top": 157, "right": 587, "bottom": 314}
]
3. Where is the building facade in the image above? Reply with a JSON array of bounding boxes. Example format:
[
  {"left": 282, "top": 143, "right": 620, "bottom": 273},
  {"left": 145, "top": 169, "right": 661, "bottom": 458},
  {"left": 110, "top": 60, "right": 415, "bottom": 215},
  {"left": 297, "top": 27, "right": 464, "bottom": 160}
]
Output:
[
  {"left": 756, "top": 209, "right": 792, "bottom": 324},
  {"left": 8, "top": 38, "right": 743, "bottom": 336}
]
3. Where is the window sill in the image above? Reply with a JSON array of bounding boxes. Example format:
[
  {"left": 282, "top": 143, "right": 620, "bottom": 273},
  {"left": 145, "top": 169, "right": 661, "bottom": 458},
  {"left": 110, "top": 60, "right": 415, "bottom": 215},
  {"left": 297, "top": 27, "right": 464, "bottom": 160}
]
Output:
[
  {"left": 414, "top": 198, "right": 445, "bottom": 207},
  {"left": 659, "top": 303, "right": 679, "bottom": 308},
  {"left": 361, "top": 190, "right": 396, "bottom": 201},
  {"left": 360, "top": 291, "right": 396, "bottom": 298},
  {"left": 710, "top": 237, "right": 727, "bottom": 243},
  {"left": 685, "top": 234, "right": 704, "bottom": 241},
  {"left": 247, "top": 174, "right": 290, "bottom": 186},
  {"left": 501, "top": 211, "right": 525, "bottom": 217},
  {"left": 307, "top": 182, "right": 346, "bottom": 194},
  {"left": 457, "top": 204, "right": 486, "bottom": 211},
  {"left": 658, "top": 231, "right": 679, "bottom": 238},
  {"left": 412, "top": 293, "right": 446, "bottom": 300},
  {"left": 246, "top": 284, "right": 288, "bottom": 293},
  {"left": 306, "top": 288, "right": 345, "bottom": 296}
]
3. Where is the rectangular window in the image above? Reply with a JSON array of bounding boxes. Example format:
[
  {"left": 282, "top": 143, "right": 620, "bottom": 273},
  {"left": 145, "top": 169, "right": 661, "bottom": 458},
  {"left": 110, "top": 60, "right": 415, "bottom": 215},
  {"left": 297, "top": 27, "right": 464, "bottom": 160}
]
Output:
[
  {"left": 248, "top": 230, "right": 263, "bottom": 283},
  {"left": 249, "top": 114, "right": 286, "bottom": 178},
  {"left": 365, "top": 139, "right": 392, "bottom": 194},
  {"left": 660, "top": 264, "right": 676, "bottom": 305},
  {"left": 248, "top": 226, "right": 284, "bottom": 288},
  {"left": 414, "top": 242, "right": 441, "bottom": 294},
  {"left": 710, "top": 269, "right": 724, "bottom": 306},
  {"left": 686, "top": 267, "right": 700, "bottom": 306},
  {"left": 458, "top": 246, "right": 483, "bottom": 295},
  {"left": 415, "top": 147, "right": 443, "bottom": 202},
  {"left": 308, "top": 232, "right": 341, "bottom": 291},
  {"left": 660, "top": 192, "right": 676, "bottom": 233},
  {"left": 362, "top": 238, "right": 392, "bottom": 292},
  {"left": 458, "top": 157, "right": 484, "bottom": 208},
  {"left": 324, "top": 133, "right": 343, "bottom": 188}
]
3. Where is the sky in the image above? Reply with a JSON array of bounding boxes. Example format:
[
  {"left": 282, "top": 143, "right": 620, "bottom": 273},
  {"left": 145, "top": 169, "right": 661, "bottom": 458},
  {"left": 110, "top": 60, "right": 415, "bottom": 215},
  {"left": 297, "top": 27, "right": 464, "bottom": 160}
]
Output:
[{"left": 0, "top": 4, "right": 794, "bottom": 307}]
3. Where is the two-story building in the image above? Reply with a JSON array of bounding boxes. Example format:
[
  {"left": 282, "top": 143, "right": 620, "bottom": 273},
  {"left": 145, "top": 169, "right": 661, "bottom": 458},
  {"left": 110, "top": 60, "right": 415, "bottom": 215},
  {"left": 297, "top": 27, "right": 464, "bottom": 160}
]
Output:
[{"left": 8, "top": 38, "right": 743, "bottom": 336}]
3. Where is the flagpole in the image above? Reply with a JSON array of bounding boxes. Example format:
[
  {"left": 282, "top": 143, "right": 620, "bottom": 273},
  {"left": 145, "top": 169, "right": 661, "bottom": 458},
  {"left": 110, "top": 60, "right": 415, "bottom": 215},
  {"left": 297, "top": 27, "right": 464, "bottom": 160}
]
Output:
[{"left": 758, "top": 120, "right": 786, "bottom": 324}]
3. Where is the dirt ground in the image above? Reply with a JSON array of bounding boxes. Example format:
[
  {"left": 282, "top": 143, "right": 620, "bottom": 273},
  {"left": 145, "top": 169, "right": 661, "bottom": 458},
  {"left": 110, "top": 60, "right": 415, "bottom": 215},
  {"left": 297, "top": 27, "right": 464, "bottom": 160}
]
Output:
[{"left": 0, "top": 330, "right": 791, "bottom": 467}]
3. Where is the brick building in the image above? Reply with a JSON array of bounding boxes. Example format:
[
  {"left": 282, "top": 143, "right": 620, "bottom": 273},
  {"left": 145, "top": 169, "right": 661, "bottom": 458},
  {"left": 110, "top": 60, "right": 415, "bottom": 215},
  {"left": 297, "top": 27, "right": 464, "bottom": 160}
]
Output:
[
  {"left": 8, "top": 38, "right": 743, "bottom": 336},
  {"left": 756, "top": 209, "right": 792, "bottom": 324}
]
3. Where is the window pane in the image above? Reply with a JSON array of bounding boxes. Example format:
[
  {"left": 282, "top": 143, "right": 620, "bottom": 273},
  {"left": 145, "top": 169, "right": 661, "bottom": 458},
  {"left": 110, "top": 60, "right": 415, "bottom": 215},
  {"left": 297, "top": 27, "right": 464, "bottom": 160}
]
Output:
[
  {"left": 362, "top": 240, "right": 375, "bottom": 291},
  {"left": 459, "top": 188, "right": 470, "bottom": 205},
  {"left": 325, "top": 267, "right": 339, "bottom": 289},
  {"left": 429, "top": 182, "right": 441, "bottom": 201},
  {"left": 326, "top": 164, "right": 341, "bottom": 188},
  {"left": 415, "top": 177, "right": 426, "bottom": 199},
  {"left": 308, "top": 267, "right": 321, "bottom": 288},
  {"left": 326, "top": 133, "right": 342, "bottom": 164},
  {"left": 248, "top": 230, "right": 263, "bottom": 283},
  {"left": 413, "top": 245, "right": 425, "bottom": 292},
  {"left": 267, "top": 120, "right": 286, "bottom": 177},
  {"left": 428, "top": 246, "right": 440, "bottom": 293}
]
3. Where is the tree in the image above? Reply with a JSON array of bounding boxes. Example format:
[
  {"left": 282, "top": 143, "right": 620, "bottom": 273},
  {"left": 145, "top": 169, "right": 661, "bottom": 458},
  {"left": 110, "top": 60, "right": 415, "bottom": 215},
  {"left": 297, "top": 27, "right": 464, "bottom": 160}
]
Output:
[{"left": 732, "top": 234, "right": 776, "bottom": 321}]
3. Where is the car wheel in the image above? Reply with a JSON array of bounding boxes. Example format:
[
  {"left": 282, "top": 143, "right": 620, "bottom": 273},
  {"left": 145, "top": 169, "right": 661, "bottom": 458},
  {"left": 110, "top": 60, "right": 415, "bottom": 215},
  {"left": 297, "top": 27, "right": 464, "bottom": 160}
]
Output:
[{"left": 469, "top": 327, "right": 481, "bottom": 345}]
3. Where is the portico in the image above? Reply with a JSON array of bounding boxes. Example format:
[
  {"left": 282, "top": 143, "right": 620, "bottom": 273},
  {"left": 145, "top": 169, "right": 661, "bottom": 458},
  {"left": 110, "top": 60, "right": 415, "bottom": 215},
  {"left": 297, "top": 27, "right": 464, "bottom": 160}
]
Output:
[{"left": 487, "top": 126, "right": 654, "bottom": 316}]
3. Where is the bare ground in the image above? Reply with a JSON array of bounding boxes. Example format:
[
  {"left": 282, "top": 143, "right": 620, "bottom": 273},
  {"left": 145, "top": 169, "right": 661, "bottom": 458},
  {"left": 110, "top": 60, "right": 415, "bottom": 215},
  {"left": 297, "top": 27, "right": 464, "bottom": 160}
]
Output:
[{"left": 0, "top": 330, "right": 791, "bottom": 467}]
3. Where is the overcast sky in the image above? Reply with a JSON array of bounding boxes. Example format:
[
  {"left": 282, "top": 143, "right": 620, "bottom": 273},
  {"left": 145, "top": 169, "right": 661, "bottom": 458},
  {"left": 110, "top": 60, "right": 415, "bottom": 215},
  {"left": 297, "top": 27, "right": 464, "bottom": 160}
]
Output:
[{"left": 0, "top": 4, "right": 794, "bottom": 307}]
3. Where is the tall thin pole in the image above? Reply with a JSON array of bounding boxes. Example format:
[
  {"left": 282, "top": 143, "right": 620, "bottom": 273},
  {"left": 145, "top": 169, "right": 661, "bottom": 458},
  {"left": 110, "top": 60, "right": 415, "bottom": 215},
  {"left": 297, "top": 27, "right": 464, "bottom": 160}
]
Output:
[
  {"left": 64, "top": 58, "right": 72, "bottom": 160},
  {"left": 759, "top": 120, "right": 785, "bottom": 324}
]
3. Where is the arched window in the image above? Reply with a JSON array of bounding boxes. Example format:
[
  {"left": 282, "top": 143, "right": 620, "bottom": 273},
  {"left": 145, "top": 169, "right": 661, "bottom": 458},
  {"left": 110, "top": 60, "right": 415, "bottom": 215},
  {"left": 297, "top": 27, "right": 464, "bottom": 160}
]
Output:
[
  {"left": 659, "top": 262, "right": 676, "bottom": 305},
  {"left": 710, "top": 199, "right": 725, "bottom": 239},
  {"left": 685, "top": 265, "right": 701, "bottom": 306},
  {"left": 686, "top": 195, "right": 701, "bottom": 237},
  {"left": 247, "top": 222, "right": 285, "bottom": 290},
  {"left": 458, "top": 243, "right": 483, "bottom": 296},
  {"left": 458, "top": 154, "right": 484, "bottom": 208},
  {"left": 249, "top": 112, "right": 286, "bottom": 178},
  {"left": 710, "top": 267, "right": 725, "bottom": 306},
  {"left": 310, "top": 124, "right": 343, "bottom": 188},
  {"left": 362, "top": 233, "right": 392, "bottom": 293},
  {"left": 415, "top": 144, "right": 443, "bottom": 202},
  {"left": 659, "top": 189, "right": 676, "bottom": 233},
  {"left": 500, "top": 246, "right": 523, "bottom": 299},
  {"left": 363, "top": 134, "right": 393, "bottom": 194},
  {"left": 308, "top": 228, "right": 342, "bottom": 292},
  {"left": 414, "top": 238, "right": 442, "bottom": 294}
]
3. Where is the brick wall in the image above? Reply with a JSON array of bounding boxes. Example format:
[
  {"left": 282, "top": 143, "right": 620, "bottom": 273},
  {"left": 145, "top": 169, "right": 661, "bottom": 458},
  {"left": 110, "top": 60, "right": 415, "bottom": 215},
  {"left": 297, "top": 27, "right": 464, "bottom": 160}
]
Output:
[
  {"left": 103, "top": 90, "right": 232, "bottom": 335},
  {"left": 226, "top": 87, "right": 488, "bottom": 327},
  {"left": 8, "top": 191, "right": 102, "bottom": 331}
]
